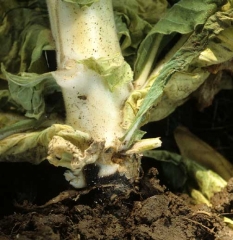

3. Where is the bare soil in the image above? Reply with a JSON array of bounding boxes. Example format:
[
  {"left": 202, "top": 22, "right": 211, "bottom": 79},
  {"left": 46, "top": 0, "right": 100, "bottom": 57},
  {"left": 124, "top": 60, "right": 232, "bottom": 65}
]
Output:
[
  {"left": 1, "top": 91, "right": 233, "bottom": 240},
  {"left": 0, "top": 162, "right": 233, "bottom": 240}
]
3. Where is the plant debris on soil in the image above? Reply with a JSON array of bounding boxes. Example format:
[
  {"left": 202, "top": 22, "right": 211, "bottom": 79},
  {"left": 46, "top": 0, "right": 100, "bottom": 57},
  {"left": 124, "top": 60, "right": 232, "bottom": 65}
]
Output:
[{"left": 1, "top": 90, "right": 233, "bottom": 240}]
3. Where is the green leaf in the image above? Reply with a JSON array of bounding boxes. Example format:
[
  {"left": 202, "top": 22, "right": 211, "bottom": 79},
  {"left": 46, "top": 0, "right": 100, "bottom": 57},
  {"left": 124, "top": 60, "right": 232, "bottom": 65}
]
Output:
[
  {"left": 0, "top": 115, "right": 47, "bottom": 140},
  {"left": 135, "top": 0, "right": 168, "bottom": 24},
  {"left": 196, "top": 9, "right": 233, "bottom": 67},
  {"left": 0, "top": 1, "right": 54, "bottom": 79},
  {"left": 143, "top": 150, "right": 187, "bottom": 190},
  {"left": 134, "top": 0, "right": 225, "bottom": 80},
  {"left": 113, "top": 0, "right": 152, "bottom": 60},
  {"left": 113, "top": 0, "right": 167, "bottom": 66},
  {"left": 78, "top": 55, "right": 133, "bottom": 91},
  {"left": 0, "top": 90, "right": 11, "bottom": 107},
  {"left": 147, "top": 8, "right": 233, "bottom": 122},
  {"left": 123, "top": 6, "right": 233, "bottom": 145},
  {"left": 123, "top": 29, "right": 209, "bottom": 144},
  {"left": 2, "top": 66, "right": 60, "bottom": 119},
  {"left": 144, "top": 150, "right": 227, "bottom": 200}
]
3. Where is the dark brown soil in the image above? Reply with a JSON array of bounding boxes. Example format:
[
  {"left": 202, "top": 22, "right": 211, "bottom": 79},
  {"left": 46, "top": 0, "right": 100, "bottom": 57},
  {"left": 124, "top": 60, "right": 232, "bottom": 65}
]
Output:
[
  {"left": 0, "top": 162, "right": 233, "bottom": 240},
  {"left": 1, "top": 91, "right": 233, "bottom": 240}
]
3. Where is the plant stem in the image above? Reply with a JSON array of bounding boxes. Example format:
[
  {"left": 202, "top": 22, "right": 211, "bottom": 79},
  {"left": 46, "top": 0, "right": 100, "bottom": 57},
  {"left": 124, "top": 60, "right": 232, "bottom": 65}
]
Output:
[
  {"left": 46, "top": 0, "right": 121, "bottom": 67},
  {"left": 46, "top": 0, "right": 131, "bottom": 147}
]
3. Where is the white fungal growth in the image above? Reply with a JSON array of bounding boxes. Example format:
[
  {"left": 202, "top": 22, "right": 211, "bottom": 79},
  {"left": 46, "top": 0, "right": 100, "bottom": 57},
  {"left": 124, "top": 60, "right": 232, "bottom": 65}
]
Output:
[{"left": 51, "top": 63, "right": 130, "bottom": 147}]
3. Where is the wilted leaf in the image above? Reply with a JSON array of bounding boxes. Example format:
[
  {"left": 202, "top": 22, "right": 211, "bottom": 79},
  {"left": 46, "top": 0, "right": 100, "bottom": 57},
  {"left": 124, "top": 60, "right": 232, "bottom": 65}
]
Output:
[
  {"left": 192, "top": 71, "right": 223, "bottom": 111},
  {"left": 2, "top": 66, "right": 60, "bottom": 119},
  {"left": 123, "top": 7, "right": 233, "bottom": 146},
  {"left": 144, "top": 149, "right": 227, "bottom": 201},
  {"left": 134, "top": 0, "right": 223, "bottom": 80},
  {"left": 190, "top": 188, "right": 211, "bottom": 206},
  {"left": 0, "top": 124, "right": 92, "bottom": 165},
  {"left": 174, "top": 126, "right": 233, "bottom": 181},
  {"left": 0, "top": 1, "right": 54, "bottom": 78}
]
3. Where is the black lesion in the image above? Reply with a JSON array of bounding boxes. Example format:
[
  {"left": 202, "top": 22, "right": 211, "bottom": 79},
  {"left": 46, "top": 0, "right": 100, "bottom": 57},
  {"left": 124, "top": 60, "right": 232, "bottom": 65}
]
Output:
[{"left": 78, "top": 95, "right": 87, "bottom": 100}]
